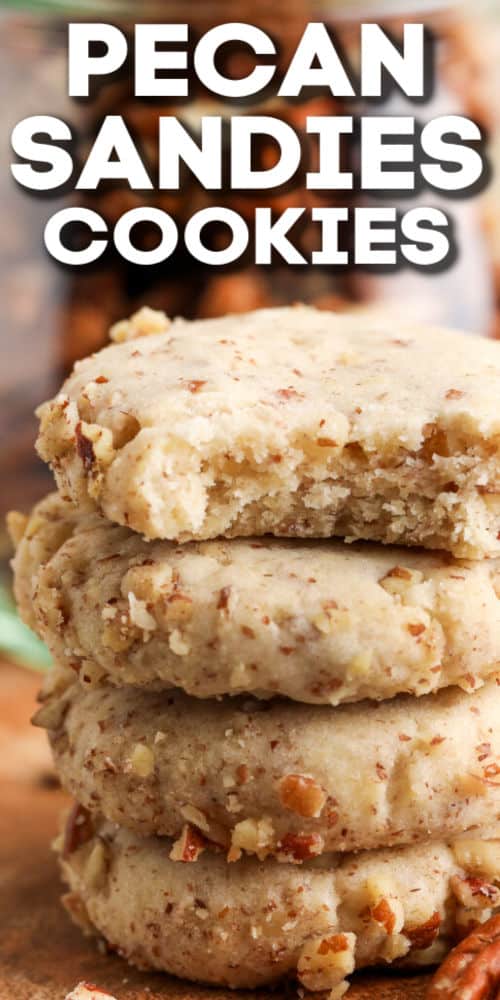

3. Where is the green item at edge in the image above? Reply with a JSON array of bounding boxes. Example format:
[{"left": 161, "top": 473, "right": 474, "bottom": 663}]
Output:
[{"left": 0, "top": 582, "right": 52, "bottom": 671}]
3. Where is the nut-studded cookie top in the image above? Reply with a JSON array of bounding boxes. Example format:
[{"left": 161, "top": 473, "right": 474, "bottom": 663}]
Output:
[
  {"left": 38, "top": 678, "right": 500, "bottom": 858},
  {"left": 59, "top": 810, "right": 500, "bottom": 991},
  {"left": 35, "top": 305, "right": 500, "bottom": 556},
  {"left": 11, "top": 492, "right": 500, "bottom": 704}
]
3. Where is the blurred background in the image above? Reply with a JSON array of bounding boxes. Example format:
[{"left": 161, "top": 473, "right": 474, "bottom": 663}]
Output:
[{"left": 1, "top": 0, "right": 500, "bottom": 670}]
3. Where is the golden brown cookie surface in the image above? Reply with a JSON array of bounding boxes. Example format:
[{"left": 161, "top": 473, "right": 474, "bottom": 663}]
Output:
[{"left": 35, "top": 306, "right": 500, "bottom": 557}]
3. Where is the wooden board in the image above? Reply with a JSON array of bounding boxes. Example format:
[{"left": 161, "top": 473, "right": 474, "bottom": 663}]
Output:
[{"left": 0, "top": 662, "right": 431, "bottom": 1000}]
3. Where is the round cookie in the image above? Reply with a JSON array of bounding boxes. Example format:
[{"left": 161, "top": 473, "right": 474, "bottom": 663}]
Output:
[
  {"left": 35, "top": 305, "right": 500, "bottom": 559},
  {"left": 59, "top": 806, "right": 500, "bottom": 991},
  {"left": 37, "top": 677, "right": 500, "bottom": 857},
  {"left": 12, "top": 493, "right": 500, "bottom": 706}
]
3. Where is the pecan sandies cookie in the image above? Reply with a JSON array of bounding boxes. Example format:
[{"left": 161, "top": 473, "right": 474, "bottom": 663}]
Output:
[{"left": 35, "top": 306, "right": 500, "bottom": 557}]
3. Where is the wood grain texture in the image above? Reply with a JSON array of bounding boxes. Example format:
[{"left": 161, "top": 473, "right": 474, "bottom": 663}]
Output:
[{"left": 0, "top": 661, "right": 431, "bottom": 1000}]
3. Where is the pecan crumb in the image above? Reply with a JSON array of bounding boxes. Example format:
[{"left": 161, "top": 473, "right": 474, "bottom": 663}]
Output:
[
  {"left": 276, "top": 387, "right": 303, "bottom": 401},
  {"left": 65, "top": 983, "right": 118, "bottom": 1000},
  {"left": 75, "top": 422, "right": 95, "bottom": 473},
  {"left": 408, "top": 623, "right": 426, "bottom": 637},
  {"left": 386, "top": 566, "right": 412, "bottom": 580},
  {"left": 217, "top": 586, "right": 231, "bottom": 612},
  {"left": 186, "top": 379, "right": 207, "bottom": 393}
]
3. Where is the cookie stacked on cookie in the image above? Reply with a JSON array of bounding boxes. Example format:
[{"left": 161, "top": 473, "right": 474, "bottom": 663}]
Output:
[{"left": 10, "top": 306, "right": 500, "bottom": 997}]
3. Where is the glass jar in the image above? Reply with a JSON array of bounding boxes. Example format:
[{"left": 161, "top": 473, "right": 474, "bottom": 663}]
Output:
[{"left": 0, "top": 0, "right": 498, "bottom": 538}]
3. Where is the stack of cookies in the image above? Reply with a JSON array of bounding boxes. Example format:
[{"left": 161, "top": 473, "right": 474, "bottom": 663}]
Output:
[{"left": 10, "top": 305, "right": 500, "bottom": 997}]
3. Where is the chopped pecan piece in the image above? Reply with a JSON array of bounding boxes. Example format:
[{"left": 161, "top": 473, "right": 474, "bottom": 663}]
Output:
[
  {"left": 75, "top": 422, "right": 95, "bottom": 473},
  {"left": 229, "top": 817, "right": 274, "bottom": 861},
  {"left": 236, "top": 764, "right": 249, "bottom": 785},
  {"left": 217, "top": 586, "right": 231, "bottom": 612},
  {"left": 276, "top": 387, "right": 303, "bottom": 401},
  {"left": 186, "top": 380, "right": 207, "bottom": 393},
  {"left": 371, "top": 898, "right": 397, "bottom": 936},
  {"left": 6, "top": 510, "right": 28, "bottom": 547},
  {"left": 61, "top": 892, "right": 95, "bottom": 934},
  {"left": 169, "top": 824, "right": 207, "bottom": 863},
  {"left": 277, "top": 832, "right": 324, "bottom": 862},
  {"left": 483, "top": 763, "right": 500, "bottom": 783},
  {"left": 297, "top": 932, "right": 356, "bottom": 992},
  {"left": 62, "top": 803, "right": 94, "bottom": 859},
  {"left": 84, "top": 840, "right": 108, "bottom": 889},
  {"left": 110, "top": 306, "right": 169, "bottom": 343},
  {"left": 405, "top": 911, "right": 441, "bottom": 951},
  {"left": 408, "top": 623, "right": 426, "bottom": 637},
  {"left": 386, "top": 566, "right": 412, "bottom": 580},
  {"left": 65, "top": 982, "right": 118, "bottom": 1000},
  {"left": 278, "top": 774, "right": 327, "bottom": 818},
  {"left": 180, "top": 804, "right": 210, "bottom": 833},
  {"left": 127, "top": 742, "right": 155, "bottom": 778},
  {"left": 31, "top": 695, "right": 69, "bottom": 731},
  {"left": 451, "top": 875, "right": 500, "bottom": 911},
  {"left": 380, "top": 566, "right": 424, "bottom": 595}
]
